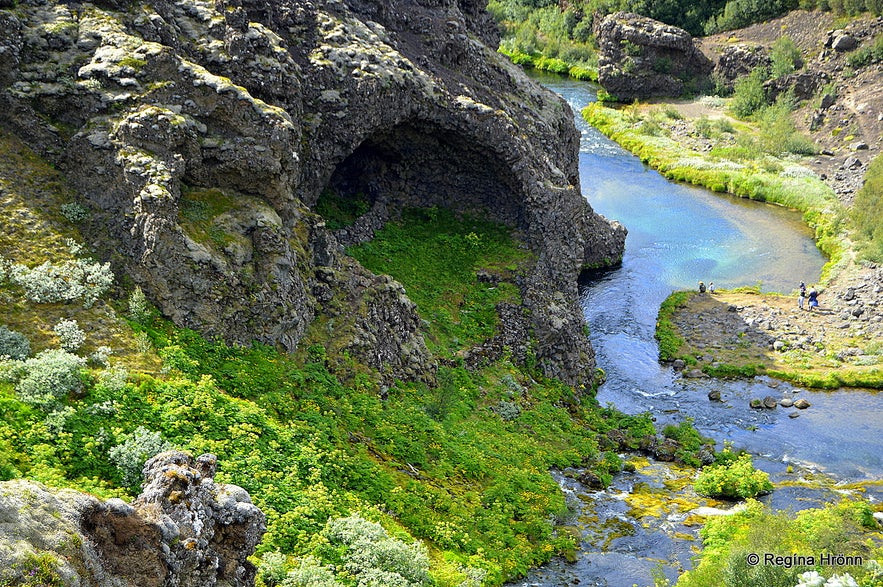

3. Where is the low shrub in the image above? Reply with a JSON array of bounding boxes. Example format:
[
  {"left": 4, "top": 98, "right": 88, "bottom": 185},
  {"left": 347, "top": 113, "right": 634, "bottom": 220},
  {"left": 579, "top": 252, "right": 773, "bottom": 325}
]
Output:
[
  {"left": 54, "top": 319, "right": 85, "bottom": 352},
  {"left": 320, "top": 515, "right": 432, "bottom": 587},
  {"left": 0, "top": 325, "right": 30, "bottom": 360},
  {"left": 694, "top": 450, "right": 772, "bottom": 499},
  {"left": 7, "top": 252, "right": 113, "bottom": 308},
  {"left": 108, "top": 426, "right": 174, "bottom": 489},
  {"left": 16, "top": 349, "right": 86, "bottom": 409}
]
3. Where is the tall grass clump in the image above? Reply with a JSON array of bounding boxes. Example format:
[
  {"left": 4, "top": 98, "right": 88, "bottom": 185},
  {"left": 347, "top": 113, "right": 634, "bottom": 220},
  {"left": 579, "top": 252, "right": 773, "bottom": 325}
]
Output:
[{"left": 851, "top": 154, "right": 883, "bottom": 262}]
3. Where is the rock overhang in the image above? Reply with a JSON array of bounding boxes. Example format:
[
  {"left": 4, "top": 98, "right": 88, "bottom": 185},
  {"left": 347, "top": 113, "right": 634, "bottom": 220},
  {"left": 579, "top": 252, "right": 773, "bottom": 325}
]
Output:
[{"left": 0, "top": 0, "right": 626, "bottom": 386}]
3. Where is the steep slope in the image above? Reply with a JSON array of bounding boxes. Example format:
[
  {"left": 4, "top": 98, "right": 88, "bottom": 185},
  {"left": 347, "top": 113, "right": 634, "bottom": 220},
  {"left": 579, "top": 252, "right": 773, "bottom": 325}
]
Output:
[{"left": 0, "top": 0, "right": 625, "bottom": 387}]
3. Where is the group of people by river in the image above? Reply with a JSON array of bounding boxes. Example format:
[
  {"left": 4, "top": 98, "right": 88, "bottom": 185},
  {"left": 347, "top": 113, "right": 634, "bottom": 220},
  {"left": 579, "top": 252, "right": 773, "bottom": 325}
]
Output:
[
  {"left": 698, "top": 280, "right": 821, "bottom": 312},
  {"left": 798, "top": 281, "right": 820, "bottom": 311}
]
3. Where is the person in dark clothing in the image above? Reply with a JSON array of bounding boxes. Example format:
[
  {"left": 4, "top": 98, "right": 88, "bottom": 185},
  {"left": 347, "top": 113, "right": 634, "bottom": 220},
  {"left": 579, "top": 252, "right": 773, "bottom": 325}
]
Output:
[{"left": 807, "top": 286, "right": 819, "bottom": 311}]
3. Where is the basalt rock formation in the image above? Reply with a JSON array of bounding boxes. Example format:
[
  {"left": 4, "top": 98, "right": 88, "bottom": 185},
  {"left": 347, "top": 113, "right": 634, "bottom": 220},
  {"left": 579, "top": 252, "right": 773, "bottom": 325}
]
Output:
[
  {"left": 595, "top": 12, "right": 713, "bottom": 101},
  {"left": 0, "top": 451, "right": 265, "bottom": 587},
  {"left": 0, "top": 0, "right": 625, "bottom": 387}
]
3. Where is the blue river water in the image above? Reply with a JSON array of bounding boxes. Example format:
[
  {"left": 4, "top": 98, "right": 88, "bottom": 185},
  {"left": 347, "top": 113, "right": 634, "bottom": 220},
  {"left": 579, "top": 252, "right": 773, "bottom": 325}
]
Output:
[{"left": 511, "top": 71, "right": 883, "bottom": 587}]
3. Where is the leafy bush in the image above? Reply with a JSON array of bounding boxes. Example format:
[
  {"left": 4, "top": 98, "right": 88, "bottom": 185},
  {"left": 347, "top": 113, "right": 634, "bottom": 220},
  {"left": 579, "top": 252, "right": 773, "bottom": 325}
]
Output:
[
  {"left": 108, "top": 426, "right": 174, "bottom": 489},
  {"left": 321, "top": 515, "right": 432, "bottom": 587},
  {"left": 16, "top": 349, "right": 86, "bottom": 409},
  {"left": 0, "top": 325, "right": 30, "bottom": 360},
  {"left": 128, "top": 286, "right": 153, "bottom": 323},
  {"left": 7, "top": 251, "right": 113, "bottom": 308},
  {"left": 852, "top": 154, "right": 883, "bottom": 262},
  {"left": 694, "top": 451, "right": 772, "bottom": 499},
  {"left": 770, "top": 36, "right": 802, "bottom": 78},
  {"left": 677, "top": 499, "right": 880, "bottom": 587},
  {"left": 53, "top": 319, "right": 85, "bottom": 352},
  {"left": 60, "top": 202, "right": 89, "bottom": 222},
  {"left": 281, "top": 556, "right": 344, "bottom": 587},
  {"left": 846, "top": 33, "right": 883, "bottom": 69},
  {"left": 706, "top": 0, "right": 797, "bottom": 34},
  {"left": 730, "top": 66, "right": 770, "bottom": 118}
]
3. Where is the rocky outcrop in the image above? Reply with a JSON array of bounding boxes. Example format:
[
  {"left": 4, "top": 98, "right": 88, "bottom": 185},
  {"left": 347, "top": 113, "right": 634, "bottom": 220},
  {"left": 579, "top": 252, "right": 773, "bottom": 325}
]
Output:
[
  {"left": 0, "top": 0, "right": 625, "bottom": 387},
  {"left": 712, "top": 43, "right": 770, "bottom": 89},
  {"left": 594, "top": 12, "right": 713, "bottom": 101},
  {"left": 0, "top": 451, "right": 265, "bottom": 587}
]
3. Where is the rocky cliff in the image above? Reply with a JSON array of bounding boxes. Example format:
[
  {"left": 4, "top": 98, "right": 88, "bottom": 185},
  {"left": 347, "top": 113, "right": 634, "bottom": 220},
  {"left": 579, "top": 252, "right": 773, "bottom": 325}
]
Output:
[
  {"left": 595, "top": 11, "right": 713, "bottom": 101},
  {"left": 0, "top": 0, "right": 625, "bottom": 387},
  {"left": 0, "top": 451, "right": 265, "bottom": 587}
]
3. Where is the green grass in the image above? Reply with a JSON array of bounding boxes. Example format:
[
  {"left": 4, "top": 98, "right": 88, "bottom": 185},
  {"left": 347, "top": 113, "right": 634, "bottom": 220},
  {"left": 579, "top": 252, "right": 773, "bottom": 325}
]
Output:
[
  {"left": 349, "top": 207, "right": 533, "bottom": 357},
  {"left": 655, "top": 291, "right": 692, "bottom": 361}
]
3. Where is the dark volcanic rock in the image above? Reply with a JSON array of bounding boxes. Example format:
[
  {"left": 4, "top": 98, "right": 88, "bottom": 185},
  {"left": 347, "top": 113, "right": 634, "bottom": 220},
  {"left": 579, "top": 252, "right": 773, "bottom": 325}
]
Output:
[
  {"left": 594, "top": 12, "right": 713, "bottom": 101},
  {"left": 0, "top": 0, "right": 626, "bottom": 387},
  {"left": 713, "top": 43, "right": 771, "bottom": 89}
]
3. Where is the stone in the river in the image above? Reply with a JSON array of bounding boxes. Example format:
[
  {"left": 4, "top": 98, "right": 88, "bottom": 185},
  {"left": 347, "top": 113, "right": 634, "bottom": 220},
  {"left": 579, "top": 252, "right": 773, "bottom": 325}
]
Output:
[{"left": 794, "top": 398, "right": 811, "bottom": 409}]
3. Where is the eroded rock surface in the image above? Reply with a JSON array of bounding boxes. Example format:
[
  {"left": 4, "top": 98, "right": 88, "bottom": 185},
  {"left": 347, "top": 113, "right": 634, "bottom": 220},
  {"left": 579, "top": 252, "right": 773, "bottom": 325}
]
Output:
[
  {"left": 0, "top": 0, "right": 625, "bottom": 387},
  {"left": 0, "top": 451, "right": 265, "bottom": 587},
  {"left": 594, "top": 12, "right": 713, "bottom": 101}
]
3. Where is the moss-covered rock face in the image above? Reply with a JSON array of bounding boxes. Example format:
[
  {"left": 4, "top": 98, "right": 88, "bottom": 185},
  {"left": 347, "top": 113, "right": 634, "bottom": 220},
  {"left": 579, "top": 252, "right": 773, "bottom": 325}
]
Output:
[{"left": 0, "top": 0, "right": 625, "bottom": 386}]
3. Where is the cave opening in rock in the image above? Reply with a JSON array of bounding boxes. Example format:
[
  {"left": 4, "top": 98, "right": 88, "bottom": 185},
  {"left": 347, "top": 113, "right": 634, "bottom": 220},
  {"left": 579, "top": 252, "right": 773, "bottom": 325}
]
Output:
[{"left": 317, "top": 120, "right": 526, "bottom": 240}]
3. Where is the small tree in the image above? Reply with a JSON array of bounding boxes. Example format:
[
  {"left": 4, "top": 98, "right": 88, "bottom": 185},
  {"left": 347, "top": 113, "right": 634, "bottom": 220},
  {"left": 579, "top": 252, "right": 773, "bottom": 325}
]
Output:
[
  {"left": 730, "top": 66, "right": 770, "bottom": 118},
  {"left": 770, "top": 36, "right": 802, "bottom": 78}
]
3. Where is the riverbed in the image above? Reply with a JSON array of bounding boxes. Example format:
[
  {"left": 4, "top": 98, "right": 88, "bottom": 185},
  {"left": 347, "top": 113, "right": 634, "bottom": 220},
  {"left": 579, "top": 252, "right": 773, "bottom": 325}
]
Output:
[{"left": 513, "top": 71, "right": 883, "bottom": 587}]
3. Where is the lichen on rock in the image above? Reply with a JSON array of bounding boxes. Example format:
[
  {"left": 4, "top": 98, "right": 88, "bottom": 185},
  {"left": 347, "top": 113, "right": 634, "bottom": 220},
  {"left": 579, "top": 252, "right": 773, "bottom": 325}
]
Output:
[
  {"left": 0, "top": 451, "right": 265, "bottom": 587},
  {"left": 0, "top": 0, "right": 626, "bottom": 387}
]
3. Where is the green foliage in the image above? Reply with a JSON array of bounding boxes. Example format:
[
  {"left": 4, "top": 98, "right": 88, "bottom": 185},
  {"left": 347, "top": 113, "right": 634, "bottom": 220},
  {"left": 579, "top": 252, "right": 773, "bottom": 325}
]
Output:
[
  {"left": 0, "top": 325, "right": 31, "bottom": 360},
  {"left": 16, "top": 349, "right": 86, "bottom": 410},
  {"left": 851, "top": 154, "right": 883, "bottom": 262},
  {"left": 655, "top": 291, "right": 692, "bottom": 361},
  {"left": 770, "top": 36, "right": 802, "bottom": 78},
  {"left": 15, "top": 552, "right": 66, "bottom": 587},
  {"left": 729, "top": 67, "right": 770, "bottom": 119},
  {"left": 349, "top": 208, "right": 532, "bottom": 356},
  {"left": 315, "top": 189, "right": 371, "bottom": 230},
  {"left": 60, "top": 202, "right": 89, "bottom": 223},
  {"left": 705, "top": 0, "right": 799, "bottom": 34},
  {"left": 320, "top": 515, "right": 432, "bottom": 587},
  {"left": 128, "top": 286, "right": 153, "bottom": 323},
  {"left": 847, "top": 33, "right": 883, "bottom": 68},
  {"left": 661, "top": 417, "right": 709, "bottom": 466},
  {"left": 678, "top": 499, "right": 882, "bottom": 587},
  {"left": 4, "top": 244, "right": 114, "bottom": 308},
  {"left": 53, "top": 319, "right": 85, "bottom": 352},
  {"left": 757, "top": 94, "right": 819, "bottom": 156},
  {"left": 694, "top": 116, "right": 734, "bottom": 138},
  {"left": 694, "top": 451, "right": 772, "bottom": 499},
  {"left": 108, "top": 426, "right": 174, "bottom": 490}
]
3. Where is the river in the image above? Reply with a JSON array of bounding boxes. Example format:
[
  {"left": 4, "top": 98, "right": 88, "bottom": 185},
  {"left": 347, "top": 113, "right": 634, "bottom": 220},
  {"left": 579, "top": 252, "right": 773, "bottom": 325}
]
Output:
[{"left": 513, "top": 71, "right": 883, "bottom": 587}]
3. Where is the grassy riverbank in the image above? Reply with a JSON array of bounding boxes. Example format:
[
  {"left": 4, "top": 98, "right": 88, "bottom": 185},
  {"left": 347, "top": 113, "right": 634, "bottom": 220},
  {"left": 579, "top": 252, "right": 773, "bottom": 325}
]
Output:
[
  {"left": 583, "top": 101, "right": 883, "bottom": 388},
  {"left": 583, "top": 102, "right": 848, "bottom": 279}
]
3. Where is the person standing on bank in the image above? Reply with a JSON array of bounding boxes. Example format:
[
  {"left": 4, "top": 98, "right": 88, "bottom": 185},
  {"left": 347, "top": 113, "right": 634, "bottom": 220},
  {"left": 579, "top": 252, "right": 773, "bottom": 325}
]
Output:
[
  {"left": 807, "top": 285, "right": 819, "bottom": 311},
  {"left": 798, "top": 282, "right": 806, "bottom": 310},
  {"left": 698, "top": 281, "right": 706, "bottom": 294}
]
